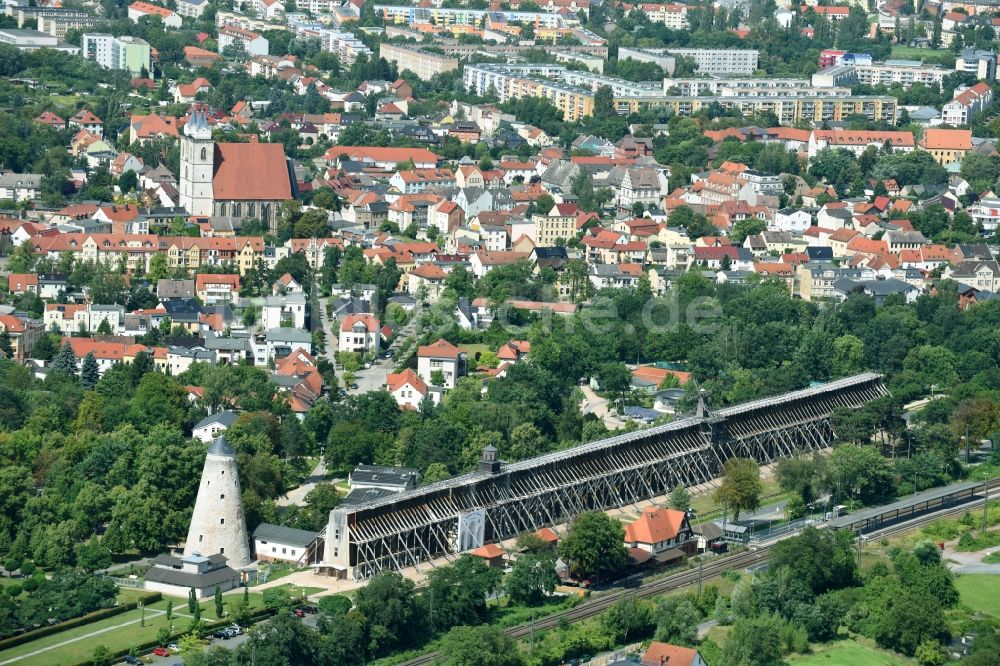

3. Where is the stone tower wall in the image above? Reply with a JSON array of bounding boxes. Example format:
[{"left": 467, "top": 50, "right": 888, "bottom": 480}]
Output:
[{"left": 183, "top": 450, "right": 251, "bottom": 568}]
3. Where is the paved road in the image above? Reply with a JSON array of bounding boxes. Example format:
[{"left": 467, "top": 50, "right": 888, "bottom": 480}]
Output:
[
  {"left": 315, "top": 294, "right": 337, "bottom": 363},
  {"left": 348, "top": 357, "right": 393, "bottom": 395},
  {"left": 579, "top": 385, "right": 624, "bottom": 430},
  {"left": 276, "top": 459, "right": 328, "bottom": 507}
]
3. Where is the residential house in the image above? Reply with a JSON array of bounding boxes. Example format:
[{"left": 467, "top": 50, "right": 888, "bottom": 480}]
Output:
[
  {"left": 196, "top": 274, "right": 240, "bottom": 304},
  {"left": 0, "top": 314, "right": 42, "bottom": 361},
  {"left": 417, "top": 338, "right": 465, "bottom": 389},
  {"left": 192, "top": 410, "right": 239, "bottom": 443},
  {"left": 624, "top": 506, "right": 694, "bottom": 564},
  {"left": 387, "top": 367, "right": 440, "bottom": 409},
  {"left": 640, "top": 642, "right": 707, "bottom": 666},
  {"left": 338, "top": 313, "right": 381, "bottom": 354},
  {"left": 262, "top": 293, "right": 307, "bottom": 330}
]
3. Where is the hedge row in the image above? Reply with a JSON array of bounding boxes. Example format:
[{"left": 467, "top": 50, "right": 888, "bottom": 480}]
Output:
[{"left": 0, "top": 592, "right": 163, "bottom": 651}]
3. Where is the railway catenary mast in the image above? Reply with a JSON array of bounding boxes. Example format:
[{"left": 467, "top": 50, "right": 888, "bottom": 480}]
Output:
[{"left": 320, "top": 373, "right": 888, "bottom": 580}]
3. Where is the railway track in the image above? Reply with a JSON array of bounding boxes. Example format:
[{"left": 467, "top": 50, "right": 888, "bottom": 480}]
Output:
[{"left": 398, "top": 479, "right": 998, "bottom": 666}]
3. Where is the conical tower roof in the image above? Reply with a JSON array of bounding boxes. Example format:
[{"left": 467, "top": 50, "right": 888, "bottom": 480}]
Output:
[{"left": 208, "top": 434, "right": 236, "bottom": 457}]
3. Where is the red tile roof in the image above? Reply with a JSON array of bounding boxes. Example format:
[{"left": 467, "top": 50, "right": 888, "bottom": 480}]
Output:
[
  {"left": 418, "top": 338, "right": 461, "bottom": 359},
  {"left": 213, "top": 142, "right": 293, "bottom": 201},
  {"left": 387, "top": 368, "right": 427, "bottom": 394},
  {"left": 625, "top": 507, "right": 688, "bottom": 544}
]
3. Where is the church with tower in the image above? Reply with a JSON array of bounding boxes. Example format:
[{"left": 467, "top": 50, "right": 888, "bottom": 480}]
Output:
[{"left": 179, "top": 109, "right": 295, "bottom": 231}]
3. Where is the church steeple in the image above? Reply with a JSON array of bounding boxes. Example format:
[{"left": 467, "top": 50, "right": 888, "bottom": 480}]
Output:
[{"left": 179, "top": 108, "right": 214, "bottom": 216}]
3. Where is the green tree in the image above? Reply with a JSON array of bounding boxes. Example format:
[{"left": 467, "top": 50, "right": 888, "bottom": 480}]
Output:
[
  {"left": 49, "top": 341, "right": 78, "bottom": 377},
  {"left": 437, "top": 625, "right": 523, "bottom": 666},
  {"left": 602, "top": 596, "right": 655, "bottom": 642},
  {"left": 770, "top": 526, "right": 858, "bottom": 594},
  {"left": 558, "top": 511, "right": 629, "bottom": 581},
  {"left": 668, "top": 485, "right": 691, "bottom": 511},
  {"left": 353, "top": 570, "right": 423, "bottom": 654},
  {"left": 31, "top": 333, "right": 57, "bottom": 361},
  {"left": 654, "top": 596, "right": 701, "bottom": 645},
  {"left": 425, "top": 554, "right": 501, "bottom": 632},
  {"left": 722, "top": 615, "right": 786, "bottom": 666},
  {"left": 166, "top": 598, "right": 173, "bottom": 622},
  {"left": 80, "top": 352, "right": 100, "bottom": 390},
  {"left": 214, "top": 585, "right": 223, "bottom": 618},
  {"left": 714, "top": 458, "right": 762, "bottom": 521},
  {"left": 91, "top": 644, "right": 113, "bottom": 666},
  {"left": 506, "top": 552, "right": 559, "bottom": 606},
  {"left": 188, "top": 588, "right": 197, "bottom": 614}
]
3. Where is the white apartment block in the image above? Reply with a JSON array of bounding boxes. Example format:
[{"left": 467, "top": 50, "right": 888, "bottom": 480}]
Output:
[
  {"left": 664, "top": 48, "right": 759, "bottom": 75},
  {"left": 317, "top": 29, "right": 372, "bottom": 65},
  {"left": 812, "top": 60, "right": 949, "bottom": 90},
  {"left": 956, "top": 48, "right": 997, "bottom": 81},
  {"left": 218, "top": 25, "right": 269, "bottom": 57},
  {"left": 82, "top": 33, "right": 152, "bottom": 75},
  {"left": 176, "top": 0, "right": 208, "bottom": 18}
]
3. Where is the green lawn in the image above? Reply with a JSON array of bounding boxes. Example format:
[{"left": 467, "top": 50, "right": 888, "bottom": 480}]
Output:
[
  {"left": 889, "top": 45, "right": 954, "bottom": 64},
  {"left": 458, "top": 343, "right": 490, "bottom": 360},
  {"left": 788, "top": 639, "right": 915, "bottom": 666},
  {"left": 0, "top": 585, "right": 324, "bottom": 666},
  {"left": 956, "top": 573, "right": 1000, "bottom": 618}
]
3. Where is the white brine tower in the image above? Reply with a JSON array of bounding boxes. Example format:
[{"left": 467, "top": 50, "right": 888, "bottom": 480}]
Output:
[
  {"left": 179, "top": 109, "right": 214, "bottom": 216},
  {"left": 184, "top": 435, "right": 251, "bottom": 568}
]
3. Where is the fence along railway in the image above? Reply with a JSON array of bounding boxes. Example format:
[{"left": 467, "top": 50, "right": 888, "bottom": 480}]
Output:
[{"left": 320, "top": 373, "right": 889, "bottom": 580}]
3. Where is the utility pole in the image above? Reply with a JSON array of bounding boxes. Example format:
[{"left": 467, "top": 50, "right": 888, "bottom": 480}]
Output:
[
  {"left": 697, "top": 559, "right": 703, "bottom": 595},
  {"left": 986, "top": 478, "right": 990, "bottom": 532},
  {"left": 530, "top": 611, "right": 535, "bottom": 653}
]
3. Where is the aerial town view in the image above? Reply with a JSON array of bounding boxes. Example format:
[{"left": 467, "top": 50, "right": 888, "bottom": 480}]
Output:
[{"left": 3, "top": 0, "right": 1000, "bottom": 664}]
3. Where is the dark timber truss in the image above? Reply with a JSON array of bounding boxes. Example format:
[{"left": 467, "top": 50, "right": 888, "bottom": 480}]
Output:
[{"left": 328, "top": 373, "right": 888, "bottom": 579}]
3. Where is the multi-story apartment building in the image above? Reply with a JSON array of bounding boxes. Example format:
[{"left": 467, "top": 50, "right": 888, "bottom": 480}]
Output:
[
  {"left": 375, "top": 5, "right": 567, "bottom": 28},
  {"left": 956, "top": 48, "right": 997, "bottom": 81},
  {"left": 127, "top": 1, "right": 182, "bottom": 28},
  {"left": 619, "top": 47, "right": 759, "bottom": 75},
  {"left": 665, "top": 78, "right": 811, "bottom": 96},
  {"left": 218, "top": 25, "right": 268, "bottom": 56},
  {"left": 176, "top": 0, "right": 208, "bottom": 18},
  {"left": 83, "top": 33, "right": 152, "bottom": 75},
  {"left": 632, "top": 3, "right": 688, "bottom": 28},
  {"left": 466, "top": 63, "right": 894, "bottom": 124},
  {"left": 942, "top": 82, "right": 994, "bottom": 126},
  {"left": 379, "top": 43, "right": 458, "bottom": 81},
  {"left": 812, "top": 60, "right": 949, "bottom": 90},
  {"left": 316, "top": 29, "right": 371, "bottom": 65},
  {"left": 35, "top": 13, "right": 103, "bottom": 39}
]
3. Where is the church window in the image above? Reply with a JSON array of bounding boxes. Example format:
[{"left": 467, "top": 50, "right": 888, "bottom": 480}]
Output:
[
  {"left": 220, "top": 494, "right": 225, "bottom": 499},
  {"left": 220, "top": 547, "right": 225, "bottom": 554},
  {"left": 220, "top": 518, "right": 225, "bottom": 524},
  {"left": 201, "top": 147, "right": 207, "bottom": 161},
  {"left": 199, "top": 534, "right": 203, "bottom": 542}
]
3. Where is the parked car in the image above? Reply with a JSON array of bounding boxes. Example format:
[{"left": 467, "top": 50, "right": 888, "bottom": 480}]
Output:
[
  {"left": 301, "top": 605, "right": 318, "bottom": 614},
  {"left": 123, "top": 656, "right": 143, "bottom": 665},
  {"left": 212, "top": 631, "right": 230, "bottom": 640},
  {"left": 226, "top": 625, "right": 243, "bottom": 635},
  {"left": 166, "top": 643, "right": 180, "bottom": 653},
  {"left": 293, "top": 608, "right": 305, "bottom": 618},
  {"left": 153, "top": 647, "right": 170, "bottom": 657}
]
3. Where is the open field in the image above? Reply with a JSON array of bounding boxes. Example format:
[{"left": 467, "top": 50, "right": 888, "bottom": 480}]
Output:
[
  {"left": 788, "top": 639, "right": 916, "bottom": 666},
  {"left": 956, "top": 573, "right": 1000, "bottom": 618},
  {"left": 0, "top": 584, "right": 322, "bottom": 666},
  {"left": 889, "top": 45, "right": 954, "bottom": 63}
]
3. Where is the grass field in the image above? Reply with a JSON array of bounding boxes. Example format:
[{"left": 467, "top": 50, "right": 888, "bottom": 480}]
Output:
[
  {"left": 956, "top": 573, "right": 1000, "bottom": 618},
  {"left": 889, "top": 45, "right": 955, "bottom": 64},
  {"left": 788, "top": 639, "right": 916, "bottom": 666},
  {"left": 458, "top": 343, "right": 490, "bottom": 361},
  {"left": 0, "top": 584, "right": 322, "bottom": 666}
]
